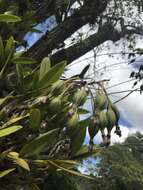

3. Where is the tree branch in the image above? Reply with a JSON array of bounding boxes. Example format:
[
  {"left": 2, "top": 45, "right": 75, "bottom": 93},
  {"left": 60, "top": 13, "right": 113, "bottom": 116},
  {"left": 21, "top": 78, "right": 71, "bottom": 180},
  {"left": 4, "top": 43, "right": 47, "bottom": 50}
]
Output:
[
  {"left": 25, "top": 0, "right": 108, "bottom": 62},
  {"left": 50, "top": 24, "right": 143, "bottom": 65},
  {"left": 50, "top": 24, "right": 120, "bottom": 65}
]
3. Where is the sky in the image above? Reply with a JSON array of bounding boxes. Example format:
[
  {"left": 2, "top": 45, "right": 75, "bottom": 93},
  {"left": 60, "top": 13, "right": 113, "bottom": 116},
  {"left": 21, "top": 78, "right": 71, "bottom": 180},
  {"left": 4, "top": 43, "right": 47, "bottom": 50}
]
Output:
[
  {"left": 23, "top": 13, "right": 143, "bottom": 146},
  {"left": 68, "top": 37, "right": 143, "bottom": 145},
  {"left": 24, "top": 15, "right": 57, "bottom": 48}
]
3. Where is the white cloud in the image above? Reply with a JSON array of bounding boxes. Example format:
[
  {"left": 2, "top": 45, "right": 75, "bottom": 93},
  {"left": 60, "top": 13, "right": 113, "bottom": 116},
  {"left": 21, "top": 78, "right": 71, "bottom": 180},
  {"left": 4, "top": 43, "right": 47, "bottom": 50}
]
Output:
[
  {"left": 111, "top": 125, "right": 130, "bottom": 144},
  {"left": 85, "top": 125, "right": 131, "bottom": 145},
  {"left": 89, "top": 39, "right": 143, "bottom": 132},
  {"left": 94, "top": 125, "right": 143, "bottom": 145},
  {"left": 94, "top": 125, "right": 131, "bottom": 145},
  {"left": 111, "top": 125, "right": 143, "bottom": 144},
  {"left": 104, "top": 58, "right": 143, "bottom": 130}
]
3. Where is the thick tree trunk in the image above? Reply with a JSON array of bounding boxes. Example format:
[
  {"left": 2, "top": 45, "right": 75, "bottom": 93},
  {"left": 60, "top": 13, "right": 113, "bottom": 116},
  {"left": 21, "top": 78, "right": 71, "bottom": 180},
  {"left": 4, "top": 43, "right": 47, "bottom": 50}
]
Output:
[
  {"left": 50, "top": 24, "right": 117, "bottom": 65},
  {"left": 50, "top": 25, "right": 143, "bottom": 66},
  {"left": 26, "top": 0, "right": 108, "bottom": 62}
]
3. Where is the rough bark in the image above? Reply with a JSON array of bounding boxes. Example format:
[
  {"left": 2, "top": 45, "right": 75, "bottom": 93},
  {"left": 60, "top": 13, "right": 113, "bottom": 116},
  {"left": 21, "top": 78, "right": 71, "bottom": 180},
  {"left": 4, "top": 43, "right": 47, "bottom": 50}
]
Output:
[
  {"left": 26, "top": 0, "right": 108, "bottom": 62},
  {"left": 50, "top": 25, "right": 143, "bottom": 66}
]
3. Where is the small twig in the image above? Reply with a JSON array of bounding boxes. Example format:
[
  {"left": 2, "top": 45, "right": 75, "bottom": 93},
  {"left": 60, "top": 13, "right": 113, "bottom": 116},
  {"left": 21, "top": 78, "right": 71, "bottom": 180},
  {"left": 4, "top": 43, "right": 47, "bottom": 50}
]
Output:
[{"left": 113, "top": 90, "right": 136, "bottom": 104}]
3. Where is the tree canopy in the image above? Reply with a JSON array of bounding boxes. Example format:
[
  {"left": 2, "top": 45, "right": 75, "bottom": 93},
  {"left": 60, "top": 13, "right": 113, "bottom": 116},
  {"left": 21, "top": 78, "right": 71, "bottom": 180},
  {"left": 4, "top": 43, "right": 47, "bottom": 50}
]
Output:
[{"left": 76, "top": 133, "right": 143, "bottom": 190}]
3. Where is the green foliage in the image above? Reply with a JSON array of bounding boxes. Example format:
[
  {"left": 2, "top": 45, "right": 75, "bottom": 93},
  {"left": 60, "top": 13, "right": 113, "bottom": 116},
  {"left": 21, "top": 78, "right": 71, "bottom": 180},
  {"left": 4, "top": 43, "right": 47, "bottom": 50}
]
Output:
[
  {"left": 0, "top": 0, "right": 136, "bottom": 189},
  {"left": 0, "top": 168, "right": 16, "bottom": 178},
  {"left": 74, "top": 133, "right": 143, "bottom": 190},
  {"left": 20, "top": 128, "right": 59, "bottom": 157},
  {"left": 0, "top": 125, "right": 23, "bottom": 137},
  {"left": 95, "top": 136, "right": 143, "bottom": 190},
  {"left": 43, "top": 172, "right": 79, "bottom": 190},
  {"left": 7, "top": 151, "right": 30, "bottom": 171},
  {"left": 0, "top": 33, "right": 94, "bottom": 189},
  {"left": 39, "top": 57, "right": 51, "bottom": 80},
  {"left": 29, "top": 108, "right": 41, "bottom": 131},
  {"left": 37, "top": 60, "right": 67, "bottom": 88},
  {"left": 0, "top": 13, "right": 21, "bottom": 23}
]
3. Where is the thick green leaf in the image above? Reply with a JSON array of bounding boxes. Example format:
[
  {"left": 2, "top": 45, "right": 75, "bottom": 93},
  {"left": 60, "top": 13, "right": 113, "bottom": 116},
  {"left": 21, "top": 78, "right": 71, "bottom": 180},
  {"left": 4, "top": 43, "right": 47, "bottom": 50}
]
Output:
[
  {"left": 0, "top": 125, "right": 23, "bottom": 138},
  {"left": 20, "top": 128, "right": 59, "bottom": 157},
  {"left": 79, "top": 117, "right": 91, "bottom": 126},
  {"left": 0, "top": 96, "right": 14, "bottom": 106},
  {"left": 33, "top": 159, "right": 78, "bottom": 170},
  {"left": 8, "top": 152, "right": 30, "bottom": 171},
  {"left": 0, "top": 36, "right": 15, "bottom": 77},
  {"left": 2, "top": 115, "right": 29, "bottom": 128},
  {"left": 32, "top": 70, "right": 40, "bottom": 89},
  {"left": 48, "top": 160, "right": 94, "bottom": 180},
  {"left": 39, "top": 57, "right": 51, "bottom": 80},
  {"left": 14, "top": 57, "right": 36, "bottom": 65},
  {"left": 0, "top": 36, "right": 4, "bottom": 64},
  {"left": 30, "top": 28, "right": 43, "bottom": 33},
  {"left": 16, "top": 159, "right": 30, "bottom": 171},
  {"left": 29, "top": 109, "right": 41, "bottom": 131},
  {"left": 0, "top": 168, "right": 15, "bottom": 178},
  {"left": 16, "top": 64, "right": 24, "bottom": 86},
  {"left": 27, "top": 143, "right": 48, "bottom": 156},
  {"left": 72, "top": 145, "right": 101, "bottom": 160},
  {"left": 55, "top": 160, "right": 78, "bottom": 165},
  {"left": 7, "top": 151, "right": 19, "bottom": 158},
  {"left": 13, "top": 51, "right": 24, "bottom": 59},
  {"left": 78, "top": 108, "right": 90, "bottom": 114},
  {"left": 37, "top": 60, "right": 66, "bottom": 88},
  {"left": 70, "top": 118, "right": 92, "bottom": 156},
  {"left": 4, "top": 36, "right": 15, "bottom": 61},
  {"left": 71, "top": 126, "right": 86, "bottom": 155},
  {"left": 54, "top": 159, "right": 79, "bottom": 169},
  {"left": 0, "top": 14, "right": 21, "bottom": 23}
]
